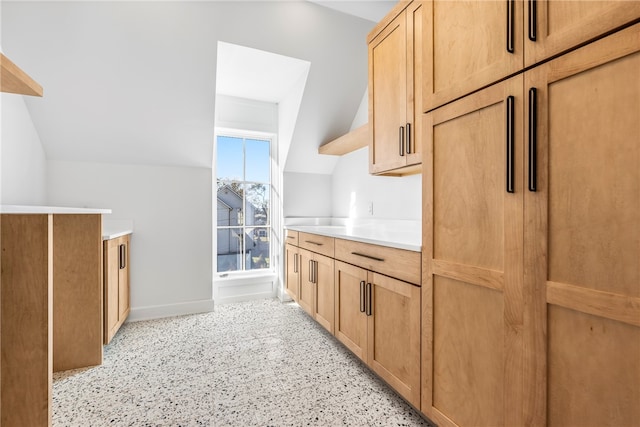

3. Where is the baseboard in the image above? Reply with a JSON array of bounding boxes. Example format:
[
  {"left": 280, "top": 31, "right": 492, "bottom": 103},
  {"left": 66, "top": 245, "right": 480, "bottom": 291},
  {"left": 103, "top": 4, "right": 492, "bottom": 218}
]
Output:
[
  {"left": 127, "top": 299, "right": 215, "bottom": 322},
  {"left": 215, "top": 290, "right": 276, "bottom": 305}
]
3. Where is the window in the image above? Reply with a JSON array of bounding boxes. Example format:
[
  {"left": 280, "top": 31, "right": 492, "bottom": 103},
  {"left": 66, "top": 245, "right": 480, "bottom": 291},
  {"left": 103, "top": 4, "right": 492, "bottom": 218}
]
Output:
[{"left": 216, "top": 133, "right": 271, "bottom": 273}]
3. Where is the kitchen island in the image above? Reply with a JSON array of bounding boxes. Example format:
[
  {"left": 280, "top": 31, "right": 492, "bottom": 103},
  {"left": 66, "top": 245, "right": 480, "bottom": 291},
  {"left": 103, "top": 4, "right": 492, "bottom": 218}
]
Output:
[{"left": 1, "top": 205, "right": 111, "bottom": 426}]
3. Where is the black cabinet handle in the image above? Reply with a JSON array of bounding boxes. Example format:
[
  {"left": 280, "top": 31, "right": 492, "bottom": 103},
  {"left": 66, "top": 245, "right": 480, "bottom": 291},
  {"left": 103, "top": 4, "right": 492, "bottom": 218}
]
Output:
[
  {"left": 529, "top": 88, "right": 538, "bottom": 192},
  {"left": 360, "top": 280, "right": 366, "bottom": 313},
  {"left": 351, "top": 252, "right": 385, "bottom": 262},
  {"left": 399, "top": 126, "right": 405, "bottom": 156},
  {"left": 309, "top": 259, "right": 314, "bottom": 283},
  {"left": 528, "top": 0, "right": 537, "bottom": 41},
  {"left": 304, "top": 240, "right": 323, "bottom": 246},
  {"left": 119, "top": 244, "right": 126, "bottom": 269},
  {"left": 506, "top": 96, "right": 515, "bottom": 193},
  {"left": 366, "top": 283, "right": 373, "bottom": 316},
  {"left": 406, "top": 123, "right": 412, "bottom": 154},
  {"left": 506, "top": 0, "right": 515, "bottom": 53},
  {"left": 293, "top": 253, "right": 298, "bottom": 273}
]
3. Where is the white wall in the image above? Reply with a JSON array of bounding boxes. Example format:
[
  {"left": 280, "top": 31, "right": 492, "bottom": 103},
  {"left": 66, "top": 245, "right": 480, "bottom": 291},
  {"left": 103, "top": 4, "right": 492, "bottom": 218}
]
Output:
[
  {"left": 47, "top": 160, "right": 213, "bottom": 320},
  {"left": 1, "top": 93, "right": 48, "bottom": 204},
  {"left": 330, "top": 89, "right": 422, "bottom": 220},
  {"left": 331, "top": 147, "right": 421, "bottom": 220},
  {"left": 283, "top": 172, "right": 332, "bottom": 218}
]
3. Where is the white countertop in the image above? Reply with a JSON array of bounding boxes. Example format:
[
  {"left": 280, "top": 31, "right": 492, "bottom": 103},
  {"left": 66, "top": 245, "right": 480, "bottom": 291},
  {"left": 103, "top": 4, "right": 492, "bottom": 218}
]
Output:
[
  {"left": 285, "top": 218, "right": 421, "bottom": 252},
  {"left": 0, "top": 204, "right": 112, "bottom": 214},
  {"left": 102, "top": 219, "right": 134, "bottom": 240}
]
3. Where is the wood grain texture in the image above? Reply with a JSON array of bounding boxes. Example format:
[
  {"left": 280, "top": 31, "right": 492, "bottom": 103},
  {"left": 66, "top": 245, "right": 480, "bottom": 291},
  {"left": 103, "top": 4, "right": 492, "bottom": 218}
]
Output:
[
  {"left": 318, "top": 125, "right": 368, "bottom": 156},
  {"left": 368, "top": 272, "right": 421, "bottom": 408},
  {"left": 547, "top": 305, "right": 640, "bottom": 427},
  {"left": 104, "top": 238, "right": 120, "bottom": 344},
  {"left": 432, "top": 276, "right": 504, "bottom": 427},
  {"left": 334, "top": 261, "right": 368, "bottom": 361},
  {"left": 1, "top": 214, "right": 52, "bottom": 427},
  {"left": 285, "top": 229, "right": 299, "bottom": 246},
  {"left": 423, "top": 0, "right": 524, "bottom": 112},
  {"left": 334, "top": 238, "right": 421, "bottom": 285},
  {"left": 525, "top": 0, "right": 640, "bottom": 67},
  {"left": 0, "top": 53, "right": 43, "bottom": 96},
  {"left": 369, "top": 10, "right": 409, "bottom": 174},
  {"left": 298, "top": 232, "right": 335, "bottom": 258},
  {"left": 104, "top": 234, "right": 131, "bottom": 344},
  {"left": 523, "top": 24, "right": 640, "bottom": 426},
  {"left": 313, "top": 253, "right": 334, "bottom": 334},
  {"left": 285, "top": 244, "right": 300, "bottom": 302},
  {"left": 298, "top": 249, "right": 315, "bottom": 317},
  {"left": 53, "top": 214, "right": 103, "bottom": 371},
  {"left": 424, "top": 75, "right": 525, "bottom": 426}
]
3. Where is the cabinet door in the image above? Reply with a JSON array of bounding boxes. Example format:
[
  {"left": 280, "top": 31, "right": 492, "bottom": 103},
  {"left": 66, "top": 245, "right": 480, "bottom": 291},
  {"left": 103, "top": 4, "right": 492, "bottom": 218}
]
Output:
[
  {"left": 334, "top": 261, "right": 368, "bottom": 362},
  {"left": 524, "top": 0, "right": 640, "bottom": 67},
  {"left": 313, "top": 253, "right": 334, "bottom": 334},
  {"left": 423, "top": 0, "right": 524, "bottom": 112},
  {"left": 405, "top": 0, "right": 424, "bottom": 168},
  {"left": 422, "top": 76, "right": 524, "bottom": 426},
  {"left": 285, "top": 244, "right": 299, "bottom": 301},
  {"left": 104, "top": 238, "right": 119, "bottom": 344},
  {"left": 368, "top": 273, "right": 421, "bottom": 408},
  {"left": 118, "top": 236, "right": 130, "bottom": 321},
  {"left": 297, "top": 249, "right": 315, "bottom": 317},
  {"left": 369, "top": 8, "right": 409, "bottom": 174},
  {"left": 524, "top": 25, "right": 640, "bottom": 427}
]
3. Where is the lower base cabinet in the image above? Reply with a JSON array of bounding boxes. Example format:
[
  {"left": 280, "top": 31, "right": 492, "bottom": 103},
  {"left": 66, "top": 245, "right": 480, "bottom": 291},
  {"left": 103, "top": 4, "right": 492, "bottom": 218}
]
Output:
[
  {"left": 104, "top": 234, "right": 131, "bottom": 344},
  {"left": 299, "top": 248, "right": 335, "bottom": 334},
  {"left": 335, "top": 260, "right": 421, "bottom": 408}
]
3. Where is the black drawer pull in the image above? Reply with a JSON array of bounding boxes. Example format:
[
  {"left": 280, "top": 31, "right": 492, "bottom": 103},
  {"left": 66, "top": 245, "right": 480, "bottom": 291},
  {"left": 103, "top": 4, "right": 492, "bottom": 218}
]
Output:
[
  {"left": 506, "top": 0, "right": 515, "bottom": 53},
  {"left": 351, "top": 252, "right": 385, "bottom": 262},
  {"left": 528, "top": 87, "right": 538, "bottom": 192},
  {"left": 528, "top": 0, "right": 537, "bottom": 41},
  {"left": 305, "top": 240, "right": 323, "bottom": 246},
  {"left": 506, "top": 95, "right": 515, "bottom": 193}
]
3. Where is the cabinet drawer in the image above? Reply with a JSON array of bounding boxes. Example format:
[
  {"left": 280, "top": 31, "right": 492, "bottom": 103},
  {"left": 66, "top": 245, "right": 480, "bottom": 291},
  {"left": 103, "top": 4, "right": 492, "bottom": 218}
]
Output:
[
  {"left": 335, "top": 238, "right": 420, "bottom": 285},
  {"left": 298, "top": 232, "right": 335, "bottom": 258},
  {"left": 285, "top": 229, "right": 299, "bottom": 246}
]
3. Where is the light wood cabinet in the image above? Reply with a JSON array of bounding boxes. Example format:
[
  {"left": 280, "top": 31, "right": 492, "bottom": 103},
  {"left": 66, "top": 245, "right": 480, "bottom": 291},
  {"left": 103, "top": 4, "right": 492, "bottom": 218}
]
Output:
[
  {"left": 368, "top": 1, "right": 423, "bottom": 176},
  {"left": 335, "top": 260, "right": 421, "bottom": 408},
  {"left": 299, "top": 248, "right": 334, "bottom": 334},
  {"left": 422, "top": 23, "right": 640, "bottom": 426},
  {"left": 104, "top": 234, "right": 131, "bottom": 345},
  {"left": 422, "top": 75, "right": 525, "bottom": 426},
  {"left": 523, "top": 24, "right": 640, "bottom": 427},
  {"left": 422, "top": 0, "right": 640, "bottom": 112},
  {"left": 285, "top": 243, "right": 300, "bottom": 302}
]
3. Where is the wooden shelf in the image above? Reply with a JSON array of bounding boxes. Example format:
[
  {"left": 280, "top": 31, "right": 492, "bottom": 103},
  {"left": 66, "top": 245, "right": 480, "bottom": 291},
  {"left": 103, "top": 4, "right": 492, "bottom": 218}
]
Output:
[
  {"left": 1, "top": 53, "right": 43, "bottom": 97},
  {"left": 318, "top": 124, "right": 369, "bottom": 156}
]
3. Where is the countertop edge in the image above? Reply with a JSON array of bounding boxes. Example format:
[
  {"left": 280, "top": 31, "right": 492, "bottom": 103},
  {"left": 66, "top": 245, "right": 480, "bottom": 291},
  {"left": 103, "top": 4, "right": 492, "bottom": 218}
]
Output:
[
  {"left": 1, "top": 205, "right": 112, "bottom": 214},
  {"left": 286, "top": 225, "right": 421, "bottom": 252},
  {"left": 102, "top": 230, "right": 133, "bottom": 241}
]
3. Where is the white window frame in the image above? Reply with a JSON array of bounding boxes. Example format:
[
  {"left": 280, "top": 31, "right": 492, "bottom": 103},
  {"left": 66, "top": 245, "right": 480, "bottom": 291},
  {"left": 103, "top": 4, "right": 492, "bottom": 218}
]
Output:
[{"left": 214, "top": 128, "right": 275, "bottom": 278}]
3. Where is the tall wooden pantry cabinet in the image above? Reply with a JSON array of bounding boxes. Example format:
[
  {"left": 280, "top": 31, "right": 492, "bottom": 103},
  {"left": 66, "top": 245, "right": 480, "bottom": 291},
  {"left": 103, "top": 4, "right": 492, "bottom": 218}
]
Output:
[{"left": 420, "top": 1, "right": 640, "bottom": 426}]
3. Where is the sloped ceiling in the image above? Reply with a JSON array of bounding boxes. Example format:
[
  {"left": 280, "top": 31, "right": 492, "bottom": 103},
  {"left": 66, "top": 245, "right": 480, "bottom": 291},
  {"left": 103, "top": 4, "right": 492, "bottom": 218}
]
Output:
[{"left": 1, "top": 1, "right": 387, "bottom": 173}]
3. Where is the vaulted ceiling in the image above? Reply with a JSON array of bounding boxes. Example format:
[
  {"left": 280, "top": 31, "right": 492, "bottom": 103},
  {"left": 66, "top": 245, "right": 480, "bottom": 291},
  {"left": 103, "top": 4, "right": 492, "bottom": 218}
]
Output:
[{"left": 1, "top": 1, "right": 396, "bottom": 174}]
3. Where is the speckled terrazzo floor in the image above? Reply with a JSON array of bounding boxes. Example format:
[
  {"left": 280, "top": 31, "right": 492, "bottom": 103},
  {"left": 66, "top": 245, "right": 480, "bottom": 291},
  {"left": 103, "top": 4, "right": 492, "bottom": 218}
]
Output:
[{"left": 53, "top": 298, "right": 434, "bottom": 426}]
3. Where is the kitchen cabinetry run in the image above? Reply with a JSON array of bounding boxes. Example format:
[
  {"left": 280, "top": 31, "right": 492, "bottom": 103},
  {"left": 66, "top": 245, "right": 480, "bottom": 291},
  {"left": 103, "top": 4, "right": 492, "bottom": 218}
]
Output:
[
  {"left": 335, "top": 260, "right": 421, "bottom": 408},
  {"left": 421, "top": 23, "right": 640, "bottom": 427},
  {"left": 104, "top": 234, "right": 131, "bottom": 344},
  {"left": 422, "top": 0, "right": 640, "bottom": 112},
  {"left": 284, "top": 228, "right": 422, "bottom": 408},
  {"left": 368, "top": 0, "right": 423, "bottom": 176}
]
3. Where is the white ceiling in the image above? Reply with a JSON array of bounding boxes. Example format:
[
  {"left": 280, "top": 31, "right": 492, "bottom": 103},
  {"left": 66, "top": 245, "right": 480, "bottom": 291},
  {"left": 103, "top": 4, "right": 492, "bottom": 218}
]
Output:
[
  {"left": 309, "top": 0, "right": 397, "bottom": 23},
  {"left": 2, "top": 1, "right": 396, "bottom": 173}
]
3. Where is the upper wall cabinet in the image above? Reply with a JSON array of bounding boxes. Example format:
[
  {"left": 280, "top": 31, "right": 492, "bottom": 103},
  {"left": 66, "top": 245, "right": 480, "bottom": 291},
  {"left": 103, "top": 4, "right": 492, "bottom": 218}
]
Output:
[
  {"left": 0, "top": 53, "right": 43, "bottom": 97},
  {"left": 422, "top": 0, "right": 640, "bottom": 112},
  {"left": 368, "top": 1, "right": 423, "bottom": 176}
]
